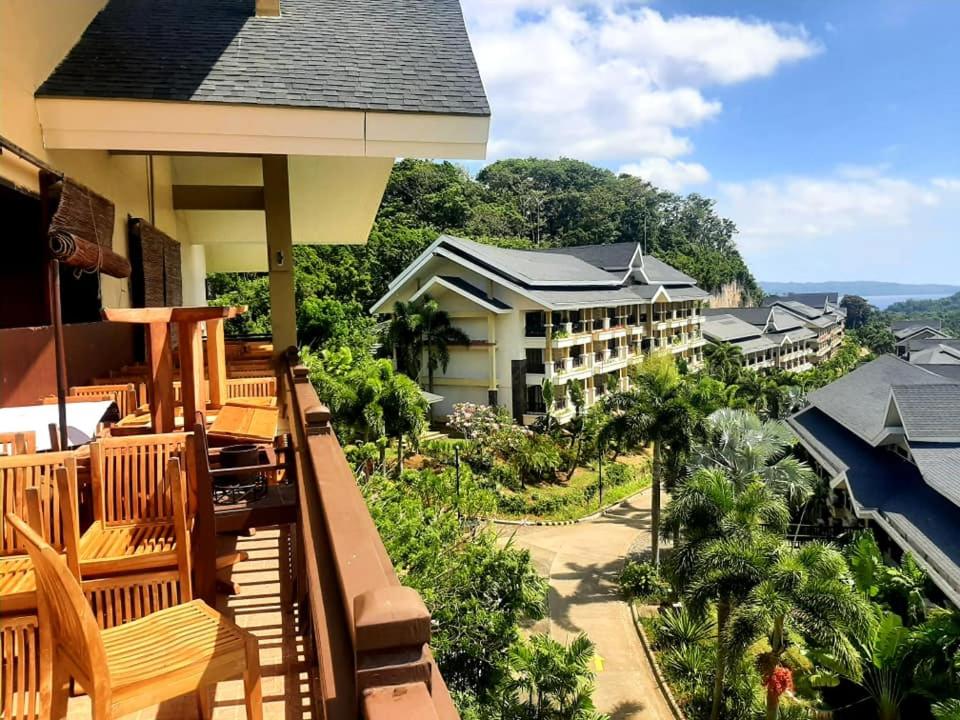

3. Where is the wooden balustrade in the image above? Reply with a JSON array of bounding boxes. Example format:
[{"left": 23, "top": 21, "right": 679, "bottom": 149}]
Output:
[{"left": 279, "top": 350, "right": 459, "bottom": 720}]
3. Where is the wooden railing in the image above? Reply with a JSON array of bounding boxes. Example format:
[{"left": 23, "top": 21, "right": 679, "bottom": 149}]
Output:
[{"left": 280, "top": 350, "right": 460, "bottom": 720}]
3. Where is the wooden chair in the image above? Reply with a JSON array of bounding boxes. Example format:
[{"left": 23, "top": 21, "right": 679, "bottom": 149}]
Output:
[
  {"left": 93, "top": 376, "right": 147, "bottom": 407},
  {"left": 227, "top": 376, "right": 277, "bottom": 399},
  {"left": 0, "top": 431, "right": 36, "bottom": 456},
  {"left": 78, "top": 434, "right": 195, "bottom": 578},
  {"left": 6, "top": 506, "right": 263, "bottom": 720},
  {"left": 0, "top": 453, "right": 79, "bottom": 615},
  {"left": 70, "top": 384, "right": 138, "bottom": 418}
]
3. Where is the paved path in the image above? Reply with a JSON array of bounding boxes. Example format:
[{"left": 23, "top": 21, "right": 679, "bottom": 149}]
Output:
[{"left": 498, "top": 491, "right": 673, "bottom": 720}]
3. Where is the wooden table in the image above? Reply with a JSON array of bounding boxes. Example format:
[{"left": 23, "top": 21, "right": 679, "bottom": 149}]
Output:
[
  {"left": 207, "top": 403, "right": 279, "bottom": 444},
  {"left": 102, "top": 306, "right": 245, "bottom": 433}
]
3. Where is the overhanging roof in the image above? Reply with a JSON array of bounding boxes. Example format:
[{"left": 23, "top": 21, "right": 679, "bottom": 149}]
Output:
[{"left": 34, "top": 0, "right": 490, "bottom": 158}]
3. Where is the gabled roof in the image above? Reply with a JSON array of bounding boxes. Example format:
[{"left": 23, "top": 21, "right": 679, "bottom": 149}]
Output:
[
  {"left": 767, "top": 307, "right": 807, "bottom": 332},
  {"left": 705, "top": 307, "right": 772, "bottom": 327},
  {"left": 806, "top": 355, "right": 953, "bottom": 445},
  {"left": 788, "top": 407, "right": 960, "bottom": 605},
  {"left": 764, "top": 292, "right": 838, "bottom": 309},
  {"left": 639, "top": 256, "right": 698, "bottom": 285},
  {"left": 766, "top": 328, "right": 817, "bottom": 344},
  {"left": 893, "top": 324, "right": 947, "bottom": 341},
  {"left": 36, "top": 0, "right": 490, "bottom": 116},
  {"left": 703, "top": 314, "right": 763, "bottom": 343},
  {"left": 772, "top": 300, "right": 822, "bottom": 320},
  {"left": 893, "top": 318, "right": 943, "bottom": 332},
  {"left": 919, "top": 364, "right": 960, "bottom": 381},
  {"left": 889, "top": 385, "right": 960, "bottom": 442},
  {"left": 909, "top": 343, "right": 960, "bottom": 365},
  {"left": 544, "top": 243, "right": 640, "bottom": 271},
  {"left": 410, "top": 276, "right": 512, "bottom": 314}
]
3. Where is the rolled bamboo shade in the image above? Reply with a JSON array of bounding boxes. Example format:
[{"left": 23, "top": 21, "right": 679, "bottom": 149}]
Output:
[{"left": 43, "top": 172, "right": 130, "bottom": 279}]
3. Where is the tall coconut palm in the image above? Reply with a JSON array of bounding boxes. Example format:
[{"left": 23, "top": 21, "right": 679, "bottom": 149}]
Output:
[
  {"left": 704, "top": 341, "right": 744, "bottom": 384},
  {"left": 606, "top": 354, "right": 698, "bottom": 565},
  {"left": 384, "top": 298, "right": 424, "bottom": 379},
  {"left": 727, "top": 542, "right": 872, "bottom": 720},
  {"left": 690, "top": 408, "right": 816, "bottom": 509}
]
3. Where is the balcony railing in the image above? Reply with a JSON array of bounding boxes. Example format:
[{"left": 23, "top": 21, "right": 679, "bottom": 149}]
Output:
[{"left": 281, "top": 352, "right": 459, "bottom": 719}]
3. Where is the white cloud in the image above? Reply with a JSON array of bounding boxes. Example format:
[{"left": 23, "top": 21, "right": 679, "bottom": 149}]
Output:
[
  {"left": 717, "top": 171, "right": 956, "bottom": 283},
  {"left": 462, "top": 2, "right": 820, "bottom": 172},
  {"left": 618, "top": 158, "right": 710, "bottom": 192}
]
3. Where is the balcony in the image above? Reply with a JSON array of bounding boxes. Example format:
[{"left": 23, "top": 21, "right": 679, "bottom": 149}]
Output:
[{"left": 1, "top": 332, "right": 459, "bottom": 720}]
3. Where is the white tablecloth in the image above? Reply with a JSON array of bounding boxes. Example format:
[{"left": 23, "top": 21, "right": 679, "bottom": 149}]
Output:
[{"left": 0, "top": 401, "right": 116, "bottom": 451}]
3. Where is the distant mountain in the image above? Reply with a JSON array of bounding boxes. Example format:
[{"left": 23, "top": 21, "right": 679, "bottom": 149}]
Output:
[{"left": 761, "top": 281, "right": 960, "bottom": 297}]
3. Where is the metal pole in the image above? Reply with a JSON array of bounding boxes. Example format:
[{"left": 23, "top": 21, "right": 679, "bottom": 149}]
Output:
[
  {"left": 40, "top": 168, "right": 69, "bottom": 450},
  {"left": 454, "top": 445, "right": 462, "bottom": 523},
  {"left": 598, "top": 445, "right": 603, "bottom": 510}
]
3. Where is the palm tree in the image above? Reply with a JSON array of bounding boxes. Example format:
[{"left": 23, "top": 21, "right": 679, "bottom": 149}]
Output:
[
  {"left": 418, "top": 296, "right": 470, "bottom": 392},
  {"left": 606, "top": 354, "right": 697, "bottom": 566},
  {"left": 703, "top": 342, "right": 744, "bottom": 384},
  {"left": 690, "top": 408, "right": 816, "bottom": 509},
  {"left": 662, "top": 469, "right": 790, "bottom": 589},
  {"left": 381, "top": 369, "right": 429, "bottom": 474},
  {"left": 503, "top": 633, "right": 605, "bottom": 720},
  {"left": 687, "top": 529, "right": 784, "bottom": 720},
  {"left": 727, "top": 542, "right": 872, "bottom": 720},
  {"left": 384, "top": 295, "right": 469, "bottom": 390}
]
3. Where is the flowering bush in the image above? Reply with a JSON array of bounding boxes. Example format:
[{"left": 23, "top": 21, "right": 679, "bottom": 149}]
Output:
[{"left": 448, "top": 403, "right": 510, "bottom": 443}]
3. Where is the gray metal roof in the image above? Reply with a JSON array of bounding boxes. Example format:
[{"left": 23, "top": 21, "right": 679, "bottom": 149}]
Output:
[
  {"left": 528, "top": 284, "right": 662, "bottom": 309},
  {"left": 703, "top": 314, "right": 763, "bottom": 343},
  {"left": 893, "top": 319, "right": 942, "bottom": 332},
  {"left": 735, "top": 336, "right": 779, "bottom": 354},
  {"left": 771, "top": 300, "right": 821, "bottom": 319},
  {"left": 438, "top": 275, "right": 512, "bottom": 311},
  {"left": 894, "top": 325, "right": 946, "bottom": 341},
  {"left": 789, "top": 407, "right": 960, "bottom": 601},
  {"left": 36, "top": 0, "right": 490, "bottom": 116},
  {"left": 909, "top": 344, "right": 960, "bottom": 364},
  {"left": 910, "top": 443, "right": 960, "bottom": 506},
  {"left": 766, "top": 328, "right": 817, "bottom": 343},
  {"left": 806, "top": 355, "right": 953, "bottom": 445},
  {"left": 891, "top": 384, "right": 960, "bottom": 441}
]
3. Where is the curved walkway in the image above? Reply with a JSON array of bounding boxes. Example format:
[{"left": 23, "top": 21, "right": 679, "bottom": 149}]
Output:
[{"left": 498, "top": 490, "right": 672, "bottom": 720}]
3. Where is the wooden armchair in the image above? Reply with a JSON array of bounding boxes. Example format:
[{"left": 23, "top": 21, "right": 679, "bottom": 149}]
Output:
[
  {"left": 6, "top": 505, "right": 262, "bottom": 720},
  {"left": 0, "top": 431, "right": 36, "bottom": 456},
  {"left": 70, "top": 384, "right": 138, "bottom": 418},
  {"left": 0, "top": 452, "right": 79, "bottom": 615},
  {"left": 78, "top": 434, "right": 195, "bottom": 580}
]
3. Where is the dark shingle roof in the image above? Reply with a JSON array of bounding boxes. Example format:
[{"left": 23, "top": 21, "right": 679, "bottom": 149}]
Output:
[
  {"left": 705, "top": 307, "right": 772, "bottom": 327},
  {"left": 36, "top": 0, "right": 490, "bottom": 116},
  {"left": 891, "top": 384, "right": 960, "bottom": 441},
  {"left": 437, "top": 276, "right": 511, "bottom": 311},
  {"left": 764, "top": 293, "right": 837, "bottom": 309},
  {"left": 542, "top": 243, "right": 639, "bottom": 271},
  {"left": 641, "top": 256, "right": 697, "bottom": 285},
  {"left": 806, "top": 355, "right": 953, "bottom": 444},
  {"left": 920, "top": 364, "right": 960, "bottom": 381},
  {"left": 703, "top": 314, "right": 763, "bottom": 343},
  {"left": 892, "top": 319, "right": 942, "bottom": 332},
  {"left": 910, "top": 443, "right": 960, "bottom": 506},
  {"left": 789, "top": 407, "right": 960, "bottom": 601}
]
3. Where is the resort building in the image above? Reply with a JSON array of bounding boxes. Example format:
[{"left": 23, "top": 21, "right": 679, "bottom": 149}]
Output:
[
  {"left": 892, "top": 319, "right": 950, "bottom": 356},
  {"left": 1, "top": 0, "right": 488, "bottom": 716},
  {"left": 788, "top": 356, "right": 960, "bottom": 608},
  {"left": 703, "top": 305, "right": 822, "bottom": 372},
  {"left": 763, "top": 296, "right": 846, "bottom": 362},
  {"left": 371, "top": 237, "right": 709, "bottom": 425}
]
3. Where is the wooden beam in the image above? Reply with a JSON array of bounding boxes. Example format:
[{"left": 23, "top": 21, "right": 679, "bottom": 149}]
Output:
[
  {"left": 206, "top": 318, "right": 228, "bottom": 408},
  {"left": 178, "top": 320, "right": 206, "bottom": 426},
  {"left": 172, "top": 185, "right": 265, "bottom": 211},
  {"left": 146, "top": 322, "right": 175, "bottom": 432},
  {"left": 263, "top": 156, "right": 297, "bottom": 353}
]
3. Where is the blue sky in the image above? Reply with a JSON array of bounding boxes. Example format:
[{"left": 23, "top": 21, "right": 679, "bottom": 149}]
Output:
[{"left": 459, "top": 0, "right": 960, "bottom": 284}]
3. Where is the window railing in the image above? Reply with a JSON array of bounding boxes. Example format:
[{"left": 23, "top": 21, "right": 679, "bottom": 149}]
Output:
[{"left": 281, "top": 352, "right": 460, "bottom": 720}]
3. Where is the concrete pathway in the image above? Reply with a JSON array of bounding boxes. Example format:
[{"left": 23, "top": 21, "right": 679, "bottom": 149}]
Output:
[{"left": 498, "top": 491, "right": 673, "bottom": 720}]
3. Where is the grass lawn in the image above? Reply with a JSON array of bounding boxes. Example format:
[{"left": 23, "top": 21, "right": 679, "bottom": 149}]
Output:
[{"left": 494, "top": 452, "right": 652, "bottom": 522}]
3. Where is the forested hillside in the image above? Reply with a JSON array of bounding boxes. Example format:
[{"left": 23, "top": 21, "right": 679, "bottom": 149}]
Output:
[
  {"left": 884, "top": 291, "right": 960, "bottom": 335},
  {"left": 208, "top": 158, "right": 760, "bottom": 345}
]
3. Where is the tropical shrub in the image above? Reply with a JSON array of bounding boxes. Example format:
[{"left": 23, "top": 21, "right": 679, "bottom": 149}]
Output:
[
  {"left": 618, "top": 559, "right": 669, "bottom": 603},
  {"left": 512, "top": 433, "right": 564, "bottom": 485},
  {"left": 652, "top": 606, "right": 714, "bottom": 649}
]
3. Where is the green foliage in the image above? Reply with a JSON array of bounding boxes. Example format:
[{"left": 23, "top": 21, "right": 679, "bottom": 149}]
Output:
[
  {"left": 841, "top": 294, "right": 874, "bottom": 329},
  {"left": 512, "top": 433, "right": 564, "bottom": 485},
  {"left": 652, "top": 606, "right": 714, "bottom": 650},
  {"left": 500, "top": 633, "right": 607, "bottom": 720},
  {"left": 618, "top": 559, "right": 669, "bottom": 602},
  {"left": 884, "top": 290, "right": 960, "bottom": 336},
  {"left": 703, "top": 342, "right": 744, "bottom": 385},
  {"left": 845, "top": 530, "right": 930, "bottom": 625},
  {"left": 853, "top": 319, "right": 897, "bottom": 355},
  {"left": 364, "top": 469, "right": 546, "bottom": 705}
]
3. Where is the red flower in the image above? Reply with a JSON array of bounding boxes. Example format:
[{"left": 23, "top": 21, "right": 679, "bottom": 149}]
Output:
[{"left": 764, "top": 666, "right": 794, "bottom": 697}]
